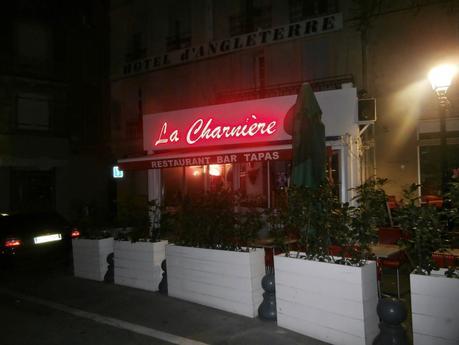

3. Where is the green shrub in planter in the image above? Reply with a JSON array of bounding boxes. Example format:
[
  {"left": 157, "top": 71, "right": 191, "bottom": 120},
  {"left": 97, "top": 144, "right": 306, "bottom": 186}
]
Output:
[
  {"left": 115, "top": 196, "right": 167, "bottom": 243},
  {"left": 272, "top": 179, "right": 386, "bottom": 345},
  {"left": 165, "top": 188, "right": 265, "bottom": 317},
  {"left": 170, "top": 188, "right": 263, "bottom": 251},
  {"left": 286, "top": 182, "right": 345, "bottom": 261},
  {"left": 72, "top": 204, "right": 114, "bottom": 281},
  {"left": 269, "top": 178, "right": 388, "bottom": 266},
  {"left": 396, "top": 183, "right": 448, "bottom": 275},
  {"left": 403, "top": 180, "right": 459, "bottom": 345},
  {"left": 345, "top": 177, "right": 389, "bottom": 263},
  {"left": 396, "top": 179, "right": 458, "bottom": 277}
]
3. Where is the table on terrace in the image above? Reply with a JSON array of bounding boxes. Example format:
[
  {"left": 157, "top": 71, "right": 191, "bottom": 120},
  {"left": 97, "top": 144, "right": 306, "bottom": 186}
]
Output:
[
  {"left": 433, "top": 248, "right": 459, "bottom": 257},
  {"left": 369, "top": 244, "right": 403, "bottom": 259}
]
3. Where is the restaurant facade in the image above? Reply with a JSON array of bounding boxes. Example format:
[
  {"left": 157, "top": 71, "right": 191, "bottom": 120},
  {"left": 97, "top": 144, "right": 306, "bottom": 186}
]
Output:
[
  {"left": 118, "top": 85, "right": 360, "bottom": 206},
  {"left": 110, "top": 0, "right": 459, "bottom": 206}
]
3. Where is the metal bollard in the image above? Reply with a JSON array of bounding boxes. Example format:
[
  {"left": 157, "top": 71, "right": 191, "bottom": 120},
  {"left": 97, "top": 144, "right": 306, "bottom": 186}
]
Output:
[
  {"left": 373, "top": 298, "right": 408, "bottom": 345},
  {"left": 104, "top": 252, "right": 114, "bottom": 283},
  {"left": 258, "top": 273, "right": 277, "bottom": 321},
  {"left": 158, "top": 259, "right": 168, "bottom": 294}
]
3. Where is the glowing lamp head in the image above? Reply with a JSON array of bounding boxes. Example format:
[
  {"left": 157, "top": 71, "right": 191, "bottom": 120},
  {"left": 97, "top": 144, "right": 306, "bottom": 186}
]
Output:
[
  {"left": 209, "top": 164, "right": 222, "bottom": 176},
  {"left": 192, "top": 169, "right": 200, "bottom": 177},
  {"left": 428, "top": 64, "right": 458, "bottom": 94}
]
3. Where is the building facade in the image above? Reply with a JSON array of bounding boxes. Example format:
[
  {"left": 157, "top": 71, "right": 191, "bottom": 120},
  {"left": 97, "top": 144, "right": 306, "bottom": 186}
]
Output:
[
  {"left": 0, "top": 1, "right": 113, "bottom": 221},
  {"left": 110, "top": 0, "right": 459, "bottom": 204}
]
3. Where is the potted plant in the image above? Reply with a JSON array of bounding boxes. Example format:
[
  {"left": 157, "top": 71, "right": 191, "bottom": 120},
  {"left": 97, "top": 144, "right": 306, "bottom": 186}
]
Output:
[
  {"left": 165, "top": 188, "right": 266, "bottom": 318},
  {"left": 113, "top": 196, "right": 168, "bottom": 292},
  {"left": 273, "top": 179, "right": 386, "bottom": 345},
  {"left": 398, "top": 183, "right": 458, "bottom": 345},
  {"left": 72, "top": 204, "right": 114, "bottom": 282}
]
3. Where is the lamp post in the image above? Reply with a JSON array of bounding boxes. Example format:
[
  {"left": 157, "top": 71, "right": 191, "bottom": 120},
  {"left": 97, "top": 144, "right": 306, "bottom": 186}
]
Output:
[{"left": 428, "top": 64, "right": 458, "bottom": 194}]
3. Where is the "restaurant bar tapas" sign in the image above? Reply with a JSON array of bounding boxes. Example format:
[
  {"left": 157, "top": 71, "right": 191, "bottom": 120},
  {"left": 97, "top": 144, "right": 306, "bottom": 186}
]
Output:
[{"left": 118, "top": 149, "right": 291, "bottom": 171}]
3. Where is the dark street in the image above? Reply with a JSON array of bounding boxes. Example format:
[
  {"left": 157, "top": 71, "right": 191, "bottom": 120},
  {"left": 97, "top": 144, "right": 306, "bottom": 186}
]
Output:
[
  {"left": 0, "top": 290, "right": 170, "bottom": 345},
  {"left": 0, "top": 263, "right": 329, "bottom": 345}
]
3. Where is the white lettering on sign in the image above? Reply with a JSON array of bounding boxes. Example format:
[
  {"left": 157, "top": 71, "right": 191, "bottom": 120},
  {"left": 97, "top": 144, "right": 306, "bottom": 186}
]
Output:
[
  {"left": 155, "top": 122, "right": 180, "bottom": 146},
  {"left": 154, "top": 114, "right": 278, "bottom": 148},
  {"left": 243, "top": 151, "right": 280, "bottom": 162},
  {"left": 217, "top": 155, "right": 237, "bottom": 164},
  {"left": 149, "top": 150, "right": 283, "bottom": 169}
]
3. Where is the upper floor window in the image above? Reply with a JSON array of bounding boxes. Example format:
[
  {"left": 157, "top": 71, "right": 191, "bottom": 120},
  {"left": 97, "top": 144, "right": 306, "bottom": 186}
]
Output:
[
  {"left": 229, "top": 0, "right": 272, "bottom": 37},
  {"left": 289, "top": 0, "right": 338, "bottom": 23},
  {"left": 16, "top": 93, "right": 50, "bottom": 131},
  {"left": 15, "top": 21, "right": 52, "bottom": 61},
  {"left": 125, "top": 32, "right": 146, "bottom": 62},
  {"left": 166, "top": 0, "right": 191, "bottom": 51}
]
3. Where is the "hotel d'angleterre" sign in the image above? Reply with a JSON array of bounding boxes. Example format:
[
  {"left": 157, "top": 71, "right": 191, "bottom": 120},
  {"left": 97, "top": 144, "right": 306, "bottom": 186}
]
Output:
[{"left": 117, "top": 13, "right": 342, "bottom": 79}]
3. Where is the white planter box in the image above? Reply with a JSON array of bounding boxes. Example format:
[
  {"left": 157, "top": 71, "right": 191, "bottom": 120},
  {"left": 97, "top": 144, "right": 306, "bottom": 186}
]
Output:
[
  {"left": 410, "top": 270, "right": 459, "bottom": 345},
  {"left": 274, "top": 253, "right": 379, "bottom": 345},
  {"left": 72, "top": 237, "right": 114, "bottom": 281},
  {"left": 166, "top": 245, "right": 265, "bottom": 318},
  {"left": 114, "top": 240, "right": 167, "bottom": 291}
]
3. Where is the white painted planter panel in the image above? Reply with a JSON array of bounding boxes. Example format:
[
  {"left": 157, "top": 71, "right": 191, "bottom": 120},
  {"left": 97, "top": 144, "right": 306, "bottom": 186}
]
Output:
[
  {"left": 274, "top": 254, "right": 379, "bottom": 345},
  {"left": 166, "top": 245, "right": 265, "bottom": 318},
  {"left": 410, "top": 270, "right": 459, "bottom": 345},
  {"left": 114, "top": 240, "right": 167, "bottom": 292},
  {"left": 72, "top": 237, "right": 114, "bottom": 281}
]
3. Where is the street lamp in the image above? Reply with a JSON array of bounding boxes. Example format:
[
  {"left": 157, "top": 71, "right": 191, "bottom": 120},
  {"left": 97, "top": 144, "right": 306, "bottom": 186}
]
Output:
[{"left": 428, "top": 64, "right": 458, "bottom": 194}]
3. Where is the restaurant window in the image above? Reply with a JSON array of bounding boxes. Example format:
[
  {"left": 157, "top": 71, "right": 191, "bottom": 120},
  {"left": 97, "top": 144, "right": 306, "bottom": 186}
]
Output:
[
  {"left": 239, "top": 162, "right": 268, "bottom": 207},
  {"left": 161, "top": 148, "right": 340, "bottom": 208},
  {"left": 15, "top": 21, "right": 51, "bottom": 61},
  {"left": 185, "top": 166, "right": 205, "bottom": 198},
  {"left": 162, "top": 167, "right": 185, "bottom": 207},
  {"left": 16, "top": 93, "right": 50, "bottom": 131},
  {"left": 269, "top": 160, "right": 291, "bottom": 208},
  {"left": 162, "top": 164, "right": 235, "bottom": 207},
  {"left": 125, "top": 32, "right": 146, "bottom": 62}
]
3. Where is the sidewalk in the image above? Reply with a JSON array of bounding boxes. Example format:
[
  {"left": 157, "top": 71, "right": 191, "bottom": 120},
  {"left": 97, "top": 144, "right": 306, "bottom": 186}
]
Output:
[{"left": 0, "top": 267, "right": 330, "bottom": 345}]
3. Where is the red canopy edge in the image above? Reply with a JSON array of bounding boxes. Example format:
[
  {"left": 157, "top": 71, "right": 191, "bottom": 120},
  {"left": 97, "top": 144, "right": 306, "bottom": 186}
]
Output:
[{"left": 118, "top": 145, "right": 292, "bottom": 171}]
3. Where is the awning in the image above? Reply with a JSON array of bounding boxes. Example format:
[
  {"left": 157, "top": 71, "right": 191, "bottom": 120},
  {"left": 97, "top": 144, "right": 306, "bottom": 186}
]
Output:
[{"left": 118, "top": 144, "right": 292, "bottom": 171}]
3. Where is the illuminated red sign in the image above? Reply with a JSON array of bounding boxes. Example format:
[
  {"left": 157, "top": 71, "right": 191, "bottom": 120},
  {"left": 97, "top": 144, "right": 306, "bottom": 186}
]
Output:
[
  {"left": 154, "top": 114, "right": 278, "bottom": 147},
  {"left": 143, "top": 96, "right": 296, "bottom": 152}
]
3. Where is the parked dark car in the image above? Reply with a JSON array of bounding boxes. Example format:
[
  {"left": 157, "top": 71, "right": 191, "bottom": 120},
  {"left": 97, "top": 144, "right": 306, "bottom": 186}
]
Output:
[{"left": 0, "top": 212, "right": 80, "bottom": 267}]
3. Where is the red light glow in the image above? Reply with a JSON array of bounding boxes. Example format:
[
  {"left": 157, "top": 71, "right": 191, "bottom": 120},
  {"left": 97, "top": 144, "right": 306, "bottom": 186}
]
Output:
[
  {"left": 5, "top": 239, "right": 21, "bottom": 247},
  {"left": 143, "top": 95, "right": 296, "bottom": 152},
  {"left": 209, "top": 164, "right": 223, "bottom": 176},
  {"left": 71, "top": 229, "right": 81, "bottom": 238}
]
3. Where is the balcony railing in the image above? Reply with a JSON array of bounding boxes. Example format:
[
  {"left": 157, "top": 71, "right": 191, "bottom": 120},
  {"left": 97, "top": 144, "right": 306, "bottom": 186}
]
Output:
[{"left": 215, "top": 74, "right": 354, "bottom": 104}]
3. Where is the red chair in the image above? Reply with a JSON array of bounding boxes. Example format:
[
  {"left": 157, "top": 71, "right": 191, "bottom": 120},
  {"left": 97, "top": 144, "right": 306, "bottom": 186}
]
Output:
[
  {"left": 387, "top": 195, "right": 399, "bottom": 209},
  {"left": 432, "top": 253, "right": 456, "bottom": 268},
  {"left": 378, "top": 227, "right": 406, "bottom": 299},
  {"left": 378, "top": 228, "right": 402, "bottom": 244},
  {"left": 421, "top": 195, "right": 443, "bottom": 208},
  {"left": 329, "top": 244, "right": 342, "bottom": 256}
]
